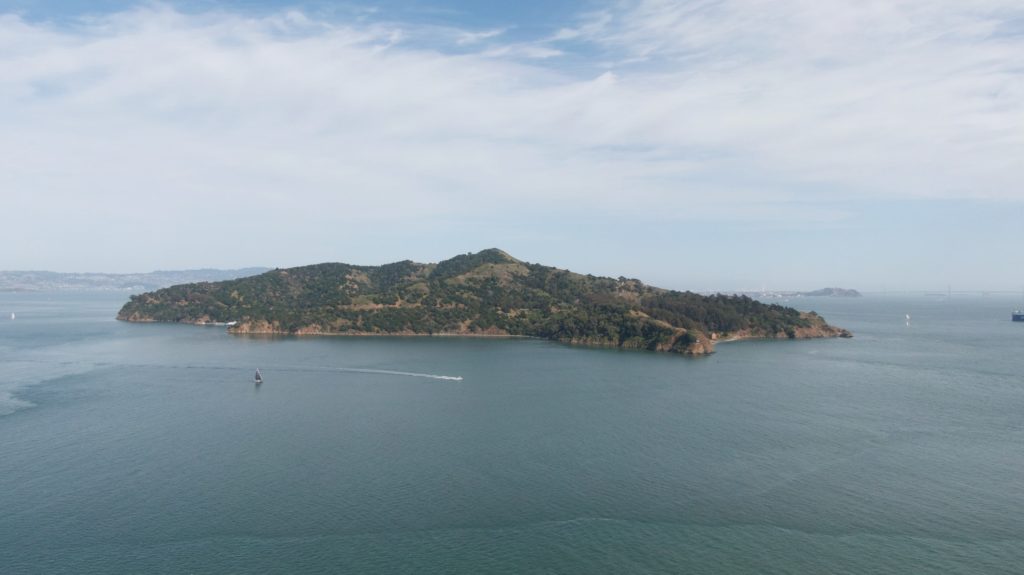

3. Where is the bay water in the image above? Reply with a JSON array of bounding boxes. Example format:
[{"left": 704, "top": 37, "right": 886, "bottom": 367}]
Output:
[{"left": 1, "top": 291, "right": 1022, "bottom": 574}]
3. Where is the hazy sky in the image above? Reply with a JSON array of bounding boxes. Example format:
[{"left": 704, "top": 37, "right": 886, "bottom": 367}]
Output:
[{"left": 2, "top": 0, "right": 1022, "bottom": 291}]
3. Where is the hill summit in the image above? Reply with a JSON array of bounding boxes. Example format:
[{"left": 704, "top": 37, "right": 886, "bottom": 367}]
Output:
[{"left": 117, "top": 249, "right": 850, "bottom": 355}]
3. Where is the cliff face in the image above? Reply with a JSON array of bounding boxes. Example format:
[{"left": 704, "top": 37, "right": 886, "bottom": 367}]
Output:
[
  {"left": 117, "top": 249, "right": 850, "bottom": 356},
  {"left": 792, "top": 314, "right": 853, "bottom": 338}
]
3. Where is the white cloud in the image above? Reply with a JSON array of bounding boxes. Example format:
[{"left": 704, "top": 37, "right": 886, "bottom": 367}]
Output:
[{"left": 0, "top": 1, "right": 1022, "bottom": 271}]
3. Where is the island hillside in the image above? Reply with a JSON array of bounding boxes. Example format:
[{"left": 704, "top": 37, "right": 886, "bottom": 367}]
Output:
[{"left": 117, "top": 249, "right": 850, "bottom": 355}]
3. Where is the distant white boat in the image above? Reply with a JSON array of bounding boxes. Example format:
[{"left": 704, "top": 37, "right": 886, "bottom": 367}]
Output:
[
  {"left": 254, "top": 368, "right": 263, "bottom": 385},
  {"left": 9, "top": 312, "right": 13, "bottom": 320}
]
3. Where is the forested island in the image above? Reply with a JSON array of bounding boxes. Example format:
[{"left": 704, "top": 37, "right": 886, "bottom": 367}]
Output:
[{"left": 117, "top": 249, "right": 850, "bottom": 355}]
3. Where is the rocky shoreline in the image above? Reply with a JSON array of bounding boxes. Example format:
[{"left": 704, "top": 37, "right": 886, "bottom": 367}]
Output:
[{"left": 121, "top": 311, "right": 850, "bottom": 356}]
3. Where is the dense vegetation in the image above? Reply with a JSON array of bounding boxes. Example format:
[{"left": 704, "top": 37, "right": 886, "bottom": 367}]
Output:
[{"left": 118, "top": 249, "right": 848, "bottom": 355}]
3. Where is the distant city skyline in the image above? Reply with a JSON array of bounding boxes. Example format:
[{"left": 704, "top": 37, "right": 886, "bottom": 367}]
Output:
[{"left": 2, "top": 0, "right": 1022, "bottom": 291}]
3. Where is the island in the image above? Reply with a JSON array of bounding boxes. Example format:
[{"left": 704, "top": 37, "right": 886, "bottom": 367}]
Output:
[
  {"left": 799, "top": 287, "right": 861, "bottom": 297},
  {"left": 117, "top": 249, "right": 851, "bottom": 355}
]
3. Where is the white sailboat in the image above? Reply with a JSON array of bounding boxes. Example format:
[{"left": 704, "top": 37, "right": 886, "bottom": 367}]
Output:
[{"left": 254, "top": 368, "right": 263, "bottom": 384}]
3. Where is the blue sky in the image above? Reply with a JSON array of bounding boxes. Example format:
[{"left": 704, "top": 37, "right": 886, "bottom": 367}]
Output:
[{"left": 1, "top": 0, "right": 1023, "bottom": 291}]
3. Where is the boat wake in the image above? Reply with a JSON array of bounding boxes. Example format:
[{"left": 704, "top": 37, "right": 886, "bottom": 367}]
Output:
[
  {"left": 182, "top": 364, "right": 464, "bottom": 381},
  {"left": 328, "top": 368, "right": 464, "bottom": 381}
]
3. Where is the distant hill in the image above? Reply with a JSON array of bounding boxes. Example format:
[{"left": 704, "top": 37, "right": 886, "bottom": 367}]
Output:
[
  {"left": 800, "top": 287, "right": 861, "bottom": 297},
  {"left": 0, "top": 268, "right": 269, "bottom": 292},
  {"left": 741, "top": 287, "right": 862, "bottom": 299},
  {"left": 117, "top": 249, "right": 850, "bottom": 356}
]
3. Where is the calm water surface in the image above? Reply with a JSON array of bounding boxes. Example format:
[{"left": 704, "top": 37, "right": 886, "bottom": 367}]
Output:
[{"left": 1, "top": 292, "right": 1023, "bottom": 574}]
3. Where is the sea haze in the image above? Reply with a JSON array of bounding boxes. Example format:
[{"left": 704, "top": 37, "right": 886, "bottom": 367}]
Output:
[{"left": 1, "top": 292, "right": 1023, "bottom": 574}]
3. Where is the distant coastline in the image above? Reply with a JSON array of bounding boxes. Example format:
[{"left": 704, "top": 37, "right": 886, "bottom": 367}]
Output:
[{"left": 0, "top": 268, "right": 268, "bottom": 292}]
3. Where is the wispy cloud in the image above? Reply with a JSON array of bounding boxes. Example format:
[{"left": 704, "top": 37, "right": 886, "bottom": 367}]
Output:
[
  {"left": 0, "top": 1, "right": 1022, "bottom": 273},
  {"left": 566, "top": 0, "right": 1024, "bottom": 199},
  {"left": 481, "top": 42, "right": 564, "bottom": 59},
  {"left": 455, "top": 27, "right": 507, "bottom": 45}
]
